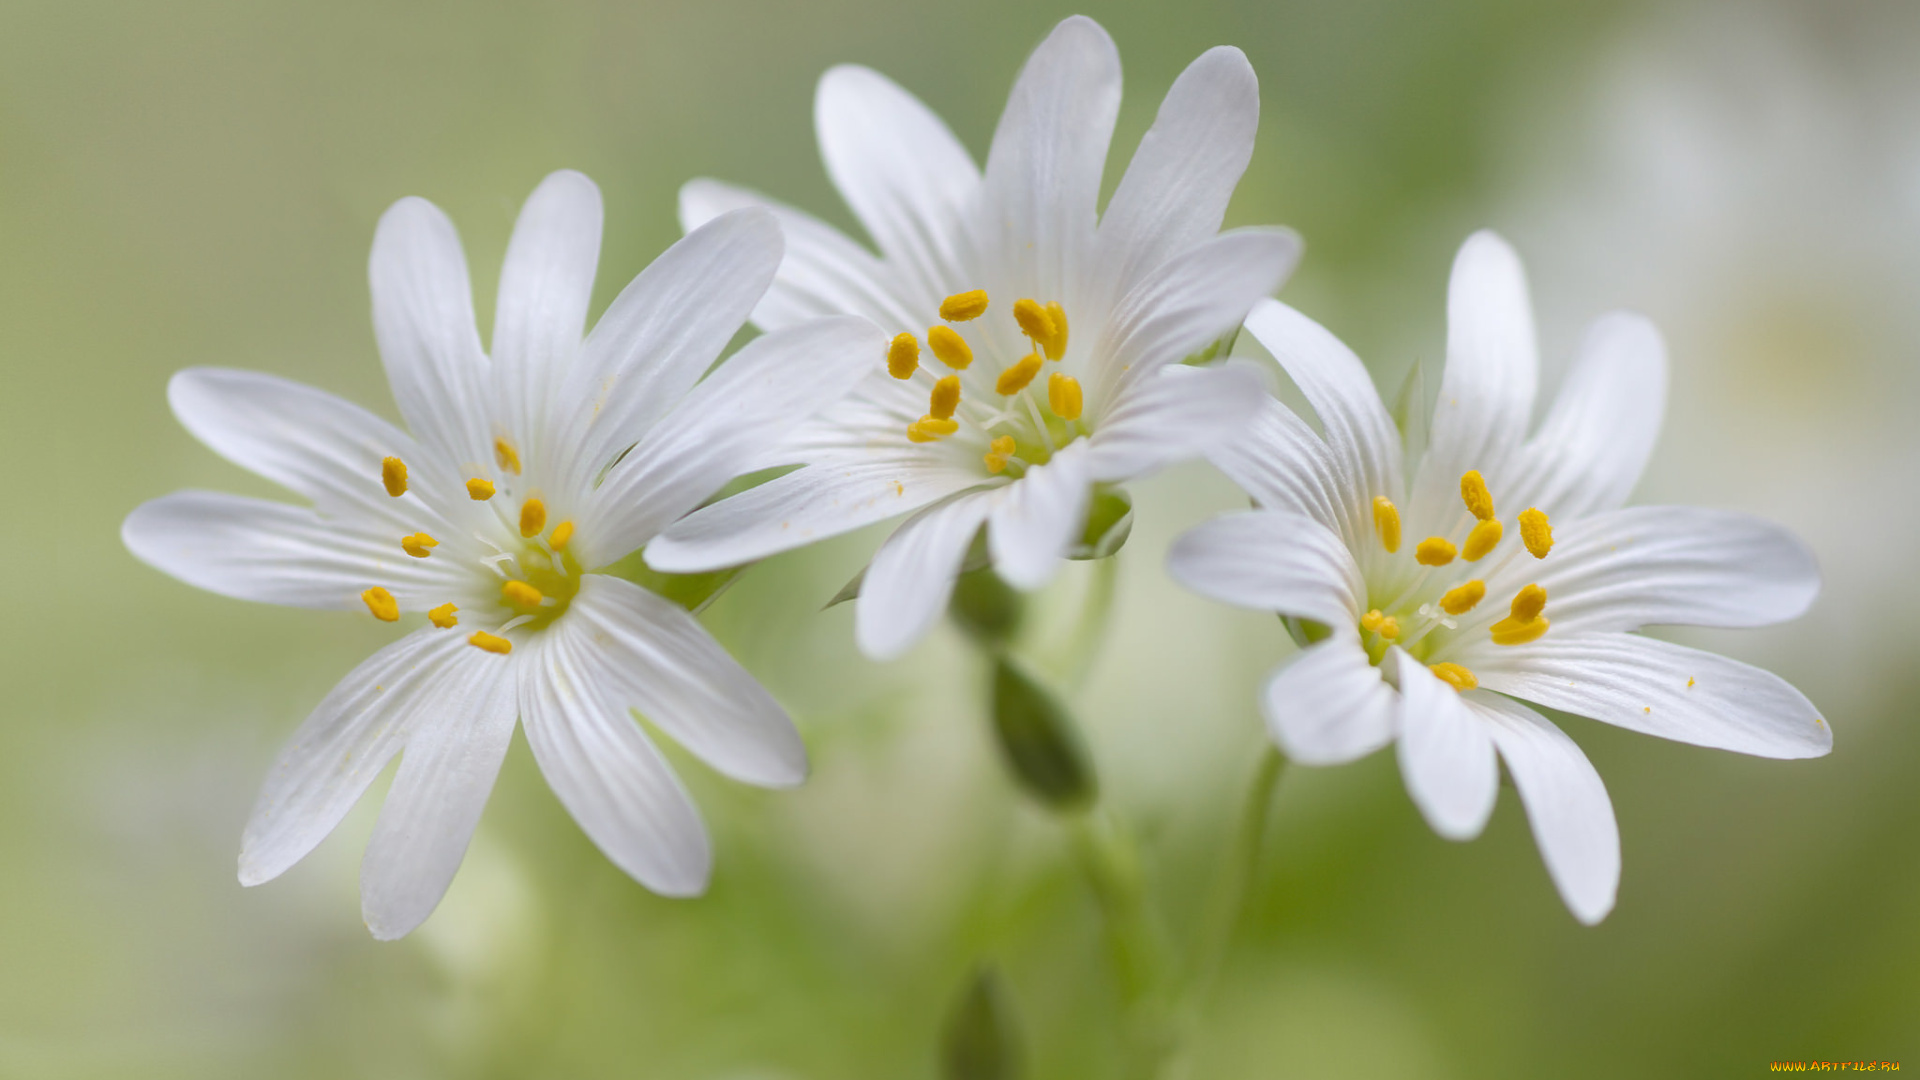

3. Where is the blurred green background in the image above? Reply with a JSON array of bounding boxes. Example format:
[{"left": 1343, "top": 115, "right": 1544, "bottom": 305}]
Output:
[{"left": 2, "top": 0, "right": 1916, "bottom": 1075}]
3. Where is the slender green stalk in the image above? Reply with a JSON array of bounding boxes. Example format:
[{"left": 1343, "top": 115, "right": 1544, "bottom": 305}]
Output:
[{"left": 1067, "top": 807, "right": 1176, "bottom": 1078}]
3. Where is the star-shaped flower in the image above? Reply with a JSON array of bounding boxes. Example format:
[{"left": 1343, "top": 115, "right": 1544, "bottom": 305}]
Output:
[
  {"left": 1167, "top": 231, "right": 1829, "bottom": 923},
  {"left": 123, "top": 171, "right": 881, "bottom": 937},
  {"left": 643, "top": 16, "right": 1300, "bottom": 658}
]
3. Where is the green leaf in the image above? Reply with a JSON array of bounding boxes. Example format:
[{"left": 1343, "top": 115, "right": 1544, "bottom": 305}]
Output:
[
  {"left": 990, "top": 655, "right": 1097, "bottom": 811},
  {"left": 941, "top": 966, "right": 1023, "bottom": 1080}
]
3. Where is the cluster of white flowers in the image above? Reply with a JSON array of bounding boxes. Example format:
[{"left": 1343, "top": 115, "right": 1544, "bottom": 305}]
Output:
[{"left": 122, "top": 15, "right": 1825, "bottom": 937}]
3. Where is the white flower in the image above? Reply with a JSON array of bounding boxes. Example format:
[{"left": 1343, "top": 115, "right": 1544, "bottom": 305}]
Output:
[
  {"left": 1166, "top": 231, "right": 1829, "bottom": 924},
  {"left": 122, "top": 171, "right": 882, "bottom": 938},
  {"left": 642, "top": 16, "right": 1301, "bottom": 659}
]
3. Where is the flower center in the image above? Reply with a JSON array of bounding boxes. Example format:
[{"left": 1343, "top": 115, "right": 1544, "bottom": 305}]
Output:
[
  {"left": 885, "top": 290, "right": 1087, "bottom": 475},
  {"left": 361, "top": 448, "right": 583, "bottom": 656},
  {"left": 1358, "top": 469, "right": 1558, "bottom": 690}
]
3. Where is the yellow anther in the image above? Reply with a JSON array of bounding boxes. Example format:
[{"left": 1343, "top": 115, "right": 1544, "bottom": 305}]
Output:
[
  {"left": 428, "top": 602, "right": 459, "bottom": 629},
  {"left": 1429, "top": 662, "right": 1479, "bottom": 692},
  {"left": 1047, "top": 372, "right": 1083, "bottom": 420},
  {"left": 1376, "top": 616, "right": 1401, "bottom": 640},
  {"left": 927, "top": 325, "right": 974, "bottom": 370},
  {"left": 1360, "top": 609, "right": 1386, "bottom": 634},
  {"left": 494, "top": 437, "right": 522, "bottom": 476},
  {"left": 361, "top": 587, "right": 399, "bottom": 623},
  {"left": 1519, "top": 507, "right": 1553, "bottom": 559},
  {"left": 1012, "top": 298, "right": 1056, "bottom": 344},
  {"left": 886, "top": 332, "right": 920, "bottom": 379},
  {"left": 1041, "top": 301, "right": 1069, "bottom": 359},
  {"left": 996, "top": 353, "right": 1043, "bottom": 396},
  {"left": 929, "top": 375, "right": 962, "bottom": 421},
  {"left": 502, "top": 580, "right": 543, "bottom": 608},
  {"left": 984, "top": 434, "right": 1017, "bottom": 474},
  {"left": 906, "top": 416, "right": 960, "bottom": 443},
  {"left": 519, "top": 497, "right": 546, "bottom": 538},
  {"left": 1372, "top": 496, "right": 1402, "bottom": 554},
  {"left": 1490, "top": 583, "right": 1550, "bottom": 646},
  {"left": 469, "top": 631, "right": 512, "bottom": 655},
  {"left": 939, "top": 289, "right": 989, "bottom": 322},
  {"left": 1460, "top": 470, "right": 1495, "bottom": 521},
  {"left": 1440, "top": 579, "right": 1486, "bottom": 615},
  {"left": 1415, "top": 536, "right": 1458, "bottom": 566},
  {"left": 467, "top": 477, "right": 496, "bottom": 501},
  {"left": 400, "top": 532, "right": 439, "bottom": 558},
  {"left": 1462, "top": 518, "right": 1503, "bottom": 562},
  {"left": 549, "top": 520, "right": 574, "bottom": 551},
  {"left": 380, "top": 456, "right": 408, "bottom": 497}
]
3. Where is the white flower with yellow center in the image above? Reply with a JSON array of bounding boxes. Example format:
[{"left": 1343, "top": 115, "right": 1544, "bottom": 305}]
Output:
[
  {"left": 121, "top": 171, "right": 882, "bottom": 938},
  {"left": 642, "top": 16, "right": 1300, "bottom": 658},
  {"left": 1167, "top": 231, "right": 1830, "bottom": 923}
]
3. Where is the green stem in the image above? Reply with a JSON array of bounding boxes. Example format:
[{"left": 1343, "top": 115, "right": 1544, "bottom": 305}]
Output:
[{"left": 1067, "top": 807, "right": 1176, "bottom": 1078}]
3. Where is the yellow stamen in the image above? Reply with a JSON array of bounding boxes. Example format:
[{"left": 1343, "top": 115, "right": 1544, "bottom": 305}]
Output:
[
  {"left": 1012, "top": 298, "right": 1056, "bottom": 344},
  {"left": 549, "top": 520, "right": 574, "bottom": 551},
  {"left": 380, "top": 456, "right": 408, "bottom": 497},
  {"left": 996, "top": 353, "right": 1043, "bottom": 396},
  {"left": 1415, "top": 536, "right": 1457, "bottom": 566},
  {"left": 519, "top": 498, "right": 546, "bottom": 538},
  {"left": 1439, "top": 580, "right": 1486, "bottom": 615},
  {"left": 503, "top": 580, "right": 543, "bottom": 608},
  {"left": 939, "top": 289, "right": 989, "bottom": 322},
  {"left": 1460, "top": 470, "right": 1494, "bottom": 521},
  {"left": 1519, "top": 507, "right": 1553, "bottom": 559},
  {"left": 1490, "top": 583, "right": 1550, "bottom": 646},
  {"left": 1376, "top": 616, "right": 1401, "bottom": 640},
  {"left": 927, "top": 325, "right": 973, "bottom": 370},
  {"left": 428, "top": 602, "right": 459, "bottom": 629},
  {"left": 1372, "top": 496, "right": 1402, "bottom": 554},
  {"left": 1360, "top": 609, "right": 1386, "bottom": 634},
  {"left": 929, "top": 375, "right": 961, "bottom": 421},
  {"left": 494, "top": 437, "right": 522, "bottom": 476},
  {"left": 467, "top": 477, "right": 496, "bottom": 501},
  {"left": 1041, "top": 301, "right": 1069, "bottom": 359},
  {"left": 907, "top": 416, "right": 960, "bottom": 443},
  {"left": 886, "top": 332, "right": 920, "bottom": 379},
  {"left": 1047, "top": 372, "right": 1083, "bottom": 420},
  {"left": 984, "top": 434, "right": 1017, "bottom": 474},
  {"left": 1429, "top": 662, "right": 1479, "bottom": 692},
  {"left": 469, "top": 631, "right": 512, "bottom": 655},
  {"left": 361, "top": 587, "right": 399, "bottom": 622},
  {"left": 400, "top": 532, "right": 439, "bottom": 558},
  {"left": 1462, "top": 518, "right": 1503, "bottom": 562}
]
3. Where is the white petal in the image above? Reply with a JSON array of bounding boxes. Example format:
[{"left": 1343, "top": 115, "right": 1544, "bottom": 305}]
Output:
[
  {"left": 238, "top": 628, "right": 465, "bottom": 886},
  {"left": 979, "top": 15, "right": 1120, "bottom": 298},
  {"left": 1089, "top": 228, "right": 1301, "bottom": 416},
  {"left": 816, "top": 64, "right": 979, "bottom": 309},
  {"left": 165, "top": 367, "right": 463, "bottom": 527},
  {"left": 548, "top": 208, "right": 783, "bottom": 495},
  {"left": 1472, "top": 632, "right": 1831, "bottom": 759},
  {"left": 1205, "top": 393, "right": 1350, "bottom": 533},
  {"left": 493, "top": 170, "right": 603, "bottom": 456},
  {"left": 646, "top": 457, "right": 985, "bottom": 573},
  {"left": 359, "top": 641, "right": 519, "bottom": 940},
  {"left": 519, "top": 624, "right": 712, "bottom": 895},
  {"left": 1504, "top": 312, "right": 1667, "bottom": 519},
  {"left": 368, "top": 197, "right": 494, "bottom": 471},
  {"left": 1095, "top": 45, "right": 1259, "bottom": 302},
  {"left": 582, "top": 315, "right": 888, "bottom": 565},
  {"left": 1409, "top": 231, "right": 1538, "bottom": 538},
  {"left": 1259, "top": 634, "right": 1397, "bottom": 766},
  {"left": 1498, "top": 506, "right": 1819, "bottom": 634},
  {"left": 678, "top": 179, "right": 920, "bottom": 332},
  {"left": 568, "top": 575, "right": 807, "bottom": 787},
  {"left": 1086, "top": 362, "right": 1267, "bottom": 483},
  {"left": 1165, "top": 510, "right": 1363, "bottom": 629},
  {"left": 855, "top": 490, "right": 995, "bottom": 660},
  {"left": 1474, "top": 694, "right": 1620, "bottom": 925},
  {"left": 1392, "top": 648, "right": 1498, "bottom": 841},
  {"left": 988, "top": 439, "right": 1091, "bottom": 590},
  {"left": 1240, "top": 298, "right": 1403, "bottom": 540},
  {"left": 123, "top": 491, "right": 463, "bottom": 609}
]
